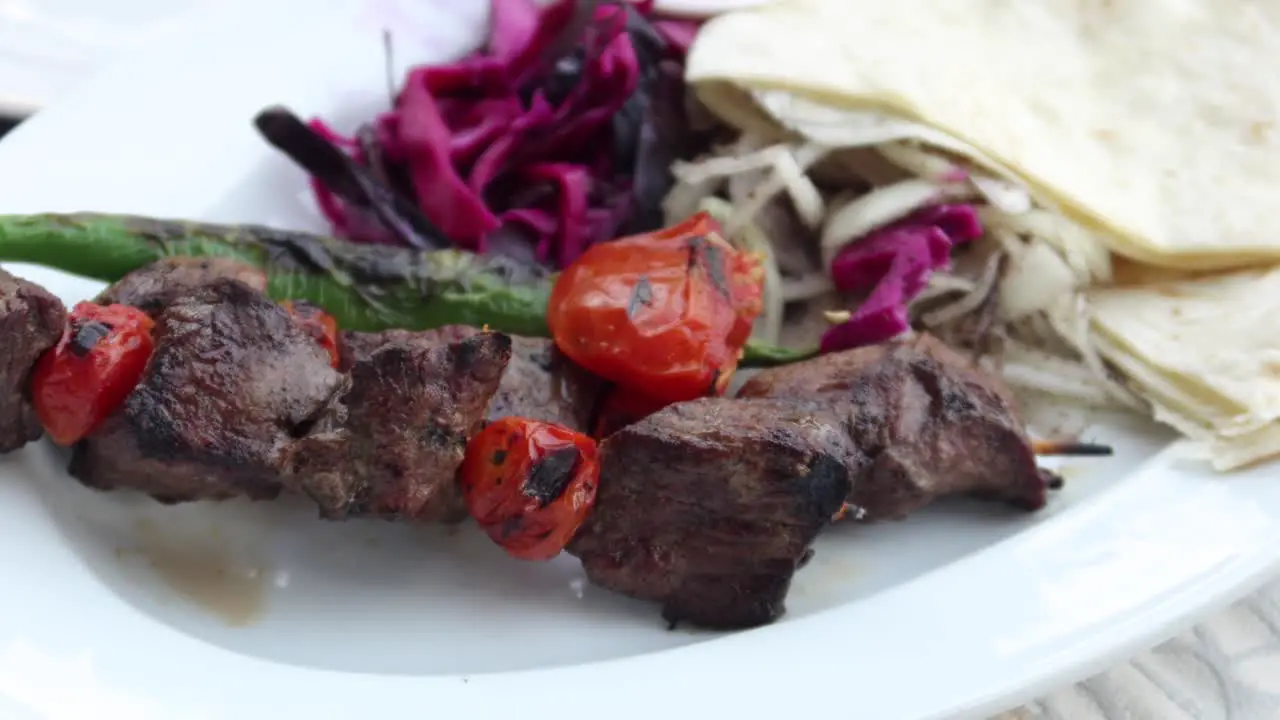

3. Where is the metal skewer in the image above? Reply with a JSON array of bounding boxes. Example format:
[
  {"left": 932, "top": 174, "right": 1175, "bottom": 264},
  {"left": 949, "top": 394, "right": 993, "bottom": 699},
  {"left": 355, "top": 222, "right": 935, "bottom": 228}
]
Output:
[{"left": 1031, "top": 440, "right": 1114, "bottom": 457}]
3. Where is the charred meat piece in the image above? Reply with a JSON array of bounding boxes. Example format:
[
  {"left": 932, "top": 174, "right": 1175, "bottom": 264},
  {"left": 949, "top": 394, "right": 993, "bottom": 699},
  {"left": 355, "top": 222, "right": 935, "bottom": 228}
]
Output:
[
  {"left": 70, "top": 279, "right": 344, "bottom": 503},
  {"left": 289, "top": 330, "right": 512, "bottom": 522},
  {"left": 96, "top": 257, "right": 268, "bottom": 318},
  {"left": 341, "top": 325, "right": 601, "bottom": 432},
  {"left": 0, "top": 268, "right": 66, "bottom": 452},
  {"left": 737, "top": 333, "right": 1053, "bottom": 520},
  {"left": 569, "top": 397, "right": 852, "bottom": 629},
  {"left": 337, "top": 328, "right": 419, "bottom": 370}
]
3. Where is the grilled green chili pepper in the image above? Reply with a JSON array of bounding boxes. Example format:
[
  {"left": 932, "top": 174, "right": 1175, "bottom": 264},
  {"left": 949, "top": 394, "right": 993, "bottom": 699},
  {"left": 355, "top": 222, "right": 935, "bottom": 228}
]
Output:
[{"left": 0, "top": 213, "right": 817, "bottom": 366}]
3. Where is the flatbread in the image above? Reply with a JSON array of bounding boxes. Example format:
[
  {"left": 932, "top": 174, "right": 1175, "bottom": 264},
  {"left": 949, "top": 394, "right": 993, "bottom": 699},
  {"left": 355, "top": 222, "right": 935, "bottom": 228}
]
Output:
[
  {"left": 1088, "top": 267, "right": 1280, "bottom": 469},
  {"left": 686, "top": 0, "right": 1280, "bottom": 271},
  {"left": 684, "top": 0, "right": 1280, "bottom": 468}
]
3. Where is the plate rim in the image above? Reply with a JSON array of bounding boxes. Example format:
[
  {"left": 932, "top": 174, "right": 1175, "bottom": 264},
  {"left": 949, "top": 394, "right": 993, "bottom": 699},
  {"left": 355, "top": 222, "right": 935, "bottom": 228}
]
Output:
[{"left": 1, "top": 2, "right": 1278, "bottom": 718}]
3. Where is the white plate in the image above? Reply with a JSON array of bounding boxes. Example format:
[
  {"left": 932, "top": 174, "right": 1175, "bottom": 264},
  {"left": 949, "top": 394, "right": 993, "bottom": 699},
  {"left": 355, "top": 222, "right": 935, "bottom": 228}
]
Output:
[
  {"left": 0, "top": 0, "right": 213, "bottom": 115},
  {"left": 1, "top": 2, "right": 1278, "bottom": 719}
]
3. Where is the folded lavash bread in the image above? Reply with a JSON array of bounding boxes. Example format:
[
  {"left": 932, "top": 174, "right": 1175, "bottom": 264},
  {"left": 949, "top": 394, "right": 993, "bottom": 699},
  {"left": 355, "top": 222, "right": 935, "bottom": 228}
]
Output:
[{"left": 683, "top": 0, "right": 1280, "bottom": 469}]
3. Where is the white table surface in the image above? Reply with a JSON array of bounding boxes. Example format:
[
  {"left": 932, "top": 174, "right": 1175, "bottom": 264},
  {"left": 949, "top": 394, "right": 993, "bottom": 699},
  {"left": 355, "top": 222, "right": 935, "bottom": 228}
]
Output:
[{"left": 2, "top": 3, "right": 1278, "bottom": 719}]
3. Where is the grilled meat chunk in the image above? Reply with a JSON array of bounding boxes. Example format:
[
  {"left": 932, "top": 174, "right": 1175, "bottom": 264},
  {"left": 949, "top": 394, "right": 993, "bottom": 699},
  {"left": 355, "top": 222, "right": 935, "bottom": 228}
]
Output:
[
  {"left": 337, "top": 329, "right": 417, "bottom": 370},
  {"left": 289, "top": 330, "right": 512, "bottom": 522},
  {"left": 738, "top": 333, "right": 1053, "bottom": 520},
  {"left": 96, "top": 257, "right": 268, "bottom": 318},
  {"left": 70, "top": 279, "right": 344, "bottom": 502},
  {"left": 0, "top": 268, "right": 66, "bottom": 452},
  {"left": 341, "top": 325, "right": 601, "bottom": 432},
  {"left": 569, "top": 397, "right": 853, "bottom": 629}
]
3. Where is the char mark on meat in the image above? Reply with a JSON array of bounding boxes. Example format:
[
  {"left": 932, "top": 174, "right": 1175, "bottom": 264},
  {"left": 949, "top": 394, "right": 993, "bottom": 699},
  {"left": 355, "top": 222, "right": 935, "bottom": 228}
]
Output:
[
  {"left": 568, "top": 397, "right": 852, "bottom": 629},
  {"left": 341, "top": 325, "right": 601, "bottom": 432},
  {"left": 0, "top": 268, "right": 66, "bottom": 453},
  {"left": 288, "top": 330, "right": 512, "bottom": 522},
  {"left": 70, "top": 279, "right": 344, "bottom": 503},
  {"left": 737, "top": 333, "right": 1052, "bottom": 521},
  {"left": 337, "top": 328, "right": 420, "bottom": 371},
  {"left": 96, "top": 257, "right": 268, "bottom": 318}
]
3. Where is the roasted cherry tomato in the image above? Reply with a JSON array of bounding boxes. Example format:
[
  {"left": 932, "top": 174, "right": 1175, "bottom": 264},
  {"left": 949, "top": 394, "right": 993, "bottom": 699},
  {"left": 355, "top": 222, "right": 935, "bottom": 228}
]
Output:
[
  {"left": 548, "top": 212, "right": 764, "bottom": 406},
  {"left": 30, "top": 302, "right": 155, "bottom": 446},
  {"left": 459, "top": 417, "right": 600, "bottom": 561},
  {"left": 281, "top": 300, "right": 340, "bottom": 368}
]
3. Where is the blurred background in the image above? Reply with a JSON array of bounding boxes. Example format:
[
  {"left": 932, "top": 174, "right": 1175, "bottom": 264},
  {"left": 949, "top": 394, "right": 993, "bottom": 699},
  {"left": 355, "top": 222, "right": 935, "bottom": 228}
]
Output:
[{"left": 0, "top": 0, "right": 208, "bottom": 136}]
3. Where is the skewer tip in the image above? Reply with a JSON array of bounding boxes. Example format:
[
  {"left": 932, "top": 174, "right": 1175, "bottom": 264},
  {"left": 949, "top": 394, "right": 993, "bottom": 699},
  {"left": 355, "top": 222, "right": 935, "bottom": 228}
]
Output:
[{"left": 1031, "top": 439, "right": 1114, "bottom": 457}]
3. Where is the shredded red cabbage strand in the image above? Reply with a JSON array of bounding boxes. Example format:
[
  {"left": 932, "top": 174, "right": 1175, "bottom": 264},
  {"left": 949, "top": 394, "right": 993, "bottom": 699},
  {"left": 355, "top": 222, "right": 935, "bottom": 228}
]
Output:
[
  {"left": 308, "top": 0, "right": 698, "bottom": 268},
  {"left": 821, "top": 204, "right": 983, "bottom": 353}
]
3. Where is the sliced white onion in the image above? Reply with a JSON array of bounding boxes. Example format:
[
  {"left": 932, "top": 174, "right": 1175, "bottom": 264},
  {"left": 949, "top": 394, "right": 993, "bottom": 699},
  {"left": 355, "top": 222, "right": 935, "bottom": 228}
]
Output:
[
  {"left": 749, "top": 91, "right": 940, "bottom": 148},
  {"left": 662, "top": 174, "right": 720, "bottom": 224},
  {"left": 657, "top": 122, "right": 1145, "bottom": 426},
  {"left": 998, "top": 239, "right": 1078, "bottom": 321},
  {"left": 725, "top": 162, "right": 768, "bottom": 206},
  {"left": 970, "top": 175, "right": 1034, "bottom": 214},
  {"left": 669, "top": 141, "right": 830, "bottom": 239},
  {"left": 908, "top": 273, "right": 978, "bottom": 310},
  {"left": 877, "top": 141, "right": 966, "bottom": 182},
  {"left": 723, "top": 143, "right": 829, "bottom": 235},
  {"left": 820, "top": 179, "right": 973, "bottom": 265},
  {"left": 664, "top": 136, "right": 766, "bottom": 223},
  {"left": 1000, "top": 339, "right": 1117, "bottom": 405},
  {"left": 986, "top": 208, "right": 1112, "bottom": 284},
  {"left": 980, "top": 221, "right": 1028, "bottom": 259},
  {"left": 920, "top": 252, "right": 1003, "bottom": 327},
  {"left": 1042, "top": 294, "right": 1147, "bottom": 410},
  {"left": 670, "top": 143, "right": 783, "bottom": 186},
  {"left": 1000, "top": 362, "right": 1117, "bottom": 405},
  {"left": 877, "top": 139, "right": 1034, "bottom": 216},
  {"left": 1017, "top": 394, "right": 1094, "bottom": 441},
  {"left": 923, "top": 273, "right": 978, "bottom": 294}
]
